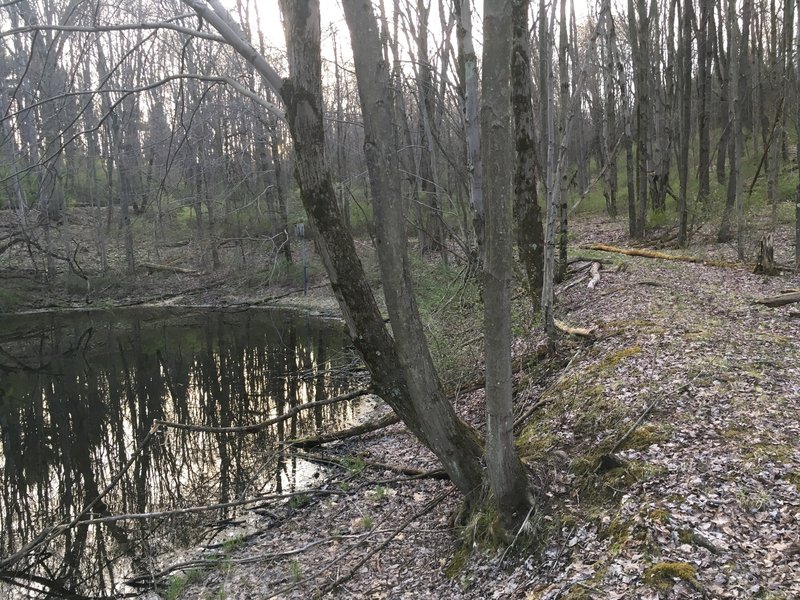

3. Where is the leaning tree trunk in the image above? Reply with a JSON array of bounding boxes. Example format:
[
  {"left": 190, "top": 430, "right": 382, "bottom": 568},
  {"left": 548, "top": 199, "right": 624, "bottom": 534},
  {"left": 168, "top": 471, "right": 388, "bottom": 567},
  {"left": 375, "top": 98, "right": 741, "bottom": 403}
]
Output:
[
  {"left": 481, "top": 0, "right": 536, "bottom": 526},
  {"left": 276, "top": 0, "right": 485, "bottom": 501}
]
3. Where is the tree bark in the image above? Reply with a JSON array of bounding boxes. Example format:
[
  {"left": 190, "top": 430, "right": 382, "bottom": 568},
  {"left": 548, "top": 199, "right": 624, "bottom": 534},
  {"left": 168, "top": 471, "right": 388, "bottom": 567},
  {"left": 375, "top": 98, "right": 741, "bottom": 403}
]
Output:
[
  {"left": 677, "top": 0, "right": 692, "bottom": 246},
  {"left": 557, "top": 0, "right": 570, "bottom": 282},
  {"left": 456, "top": 0, "right": 485, "bottom": 262},
  {"left": 481, "top": 0, "right": 536, "bottom": 526},
  {"left": 697, "top": 0, "right": 712, "bottom": 206},
  {"left": 511, "top": 0, "right": 544, "bottom": 311}
]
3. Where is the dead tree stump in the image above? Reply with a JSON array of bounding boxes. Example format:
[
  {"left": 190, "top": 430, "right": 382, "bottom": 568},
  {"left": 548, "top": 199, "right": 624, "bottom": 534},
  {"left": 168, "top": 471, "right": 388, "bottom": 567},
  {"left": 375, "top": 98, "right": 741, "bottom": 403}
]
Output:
[{"left": 753, "top": 233, "right": 778, "bottom": 276}]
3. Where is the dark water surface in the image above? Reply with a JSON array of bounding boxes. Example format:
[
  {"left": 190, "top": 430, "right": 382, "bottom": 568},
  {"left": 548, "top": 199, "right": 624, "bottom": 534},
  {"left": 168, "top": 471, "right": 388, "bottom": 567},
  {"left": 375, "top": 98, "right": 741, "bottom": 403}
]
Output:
[{"left": 0, "top": 307, "right": 369, "bottom": 598}]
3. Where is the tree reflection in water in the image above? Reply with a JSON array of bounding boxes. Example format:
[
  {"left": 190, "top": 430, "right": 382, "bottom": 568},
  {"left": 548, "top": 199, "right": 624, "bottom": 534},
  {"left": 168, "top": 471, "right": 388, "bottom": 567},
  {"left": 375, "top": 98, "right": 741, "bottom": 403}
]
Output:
[{"left": 0, "top": 308, "right": 366, "bottom": 598}]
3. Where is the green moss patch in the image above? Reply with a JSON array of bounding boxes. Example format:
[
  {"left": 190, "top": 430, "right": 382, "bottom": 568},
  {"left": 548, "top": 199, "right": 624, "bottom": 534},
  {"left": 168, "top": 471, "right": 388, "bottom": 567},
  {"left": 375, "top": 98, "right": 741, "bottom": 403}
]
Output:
[
  {"left": 642, "top": 561, "right": 702, "bottom": 592},
  {"left": 598, "top": 345, "right": 642, "bottom": 369},
  {"left": 617, "top": 423, "right": 670, "bottom": 451}
]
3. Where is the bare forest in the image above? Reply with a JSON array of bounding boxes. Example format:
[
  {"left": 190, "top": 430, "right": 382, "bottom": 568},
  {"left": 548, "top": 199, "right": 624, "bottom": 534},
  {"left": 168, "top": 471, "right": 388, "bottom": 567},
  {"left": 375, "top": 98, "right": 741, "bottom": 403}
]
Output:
[{"left": 1, "top": 0, "right": 800, "bottom": 598}]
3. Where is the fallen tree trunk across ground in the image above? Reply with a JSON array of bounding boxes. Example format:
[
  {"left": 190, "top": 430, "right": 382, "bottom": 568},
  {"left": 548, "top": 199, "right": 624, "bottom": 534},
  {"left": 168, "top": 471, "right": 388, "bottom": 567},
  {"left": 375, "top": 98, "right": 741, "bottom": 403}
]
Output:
[
  {"left": 755, "top": 291, "right": 800, "bottom": 307},
  {"left": 583, "top": 243, "right": 745, "bottom": 269}
]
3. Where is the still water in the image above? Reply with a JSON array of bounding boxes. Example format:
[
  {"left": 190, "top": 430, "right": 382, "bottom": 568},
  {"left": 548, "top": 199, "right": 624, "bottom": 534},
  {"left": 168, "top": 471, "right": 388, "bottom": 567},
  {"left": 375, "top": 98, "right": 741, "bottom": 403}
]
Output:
[{"left": 0, "top": 307, "right": 370, "bottom": 598}]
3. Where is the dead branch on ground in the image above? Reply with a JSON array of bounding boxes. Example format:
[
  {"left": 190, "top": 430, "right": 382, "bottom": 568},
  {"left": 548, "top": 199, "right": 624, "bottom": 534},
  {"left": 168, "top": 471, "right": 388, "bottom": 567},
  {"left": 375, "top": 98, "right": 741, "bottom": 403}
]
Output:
[
  {"left": 555, "top": 319, "right": 596, "bottom": 340},
  {"left": 587, "top": 261, "right": 602, "bottom": 289},
  {"left": 286, "top": 411, "right": 400, "bottom": 448}
]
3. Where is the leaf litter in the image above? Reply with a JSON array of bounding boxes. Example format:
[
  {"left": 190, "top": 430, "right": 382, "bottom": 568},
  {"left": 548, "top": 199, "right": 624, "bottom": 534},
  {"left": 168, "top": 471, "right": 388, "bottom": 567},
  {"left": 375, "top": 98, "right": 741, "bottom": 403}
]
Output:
[{"left": 169, "top": 218, "right": 800, "bottom": 600}]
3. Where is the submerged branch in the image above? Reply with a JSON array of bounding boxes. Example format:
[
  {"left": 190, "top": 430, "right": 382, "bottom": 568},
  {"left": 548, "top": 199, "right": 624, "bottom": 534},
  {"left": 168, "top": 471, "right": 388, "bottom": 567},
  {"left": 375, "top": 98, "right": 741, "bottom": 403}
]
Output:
[{"left": 154, "top": 387, "right": 371, "bottom": 433}]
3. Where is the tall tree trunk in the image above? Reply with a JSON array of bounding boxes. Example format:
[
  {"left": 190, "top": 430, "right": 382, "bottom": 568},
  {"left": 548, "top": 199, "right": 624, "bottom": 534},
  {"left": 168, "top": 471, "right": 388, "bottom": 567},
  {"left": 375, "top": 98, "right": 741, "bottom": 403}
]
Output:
[
  {"left": 600, "top": 0, "right": 618, "bottom": 218},
  {"left": 729, "top": 0, "right": 745, "bottom": 259},
  {"left": 629, "top": 0, "right": 649, "bottom": 238},
  {"left": 796, "top": 0, "right": 800, "bottom": 270},
  {"left": 618, "top": 13, "right": 638, "bottom": 235},
  {"left": 557, "top": 0, "right": 570, "bottom": 281},
  {"left": 677, "top": 0, "right": 692, "bottom": 246},
  {"left": 543, "top": 2, "right": 558, "bottom": 339},
  {"left": 512, "top": 0, "right": 544, "bottom": 311},
  {"left": 456, "top": 0, "right": 485, "bottom": 263},
  {"left": 697, "top": 0, "right": 711, "bottom": 206},
  {"left": 481, "top": 0, "right": 536, "bottom": 525}
]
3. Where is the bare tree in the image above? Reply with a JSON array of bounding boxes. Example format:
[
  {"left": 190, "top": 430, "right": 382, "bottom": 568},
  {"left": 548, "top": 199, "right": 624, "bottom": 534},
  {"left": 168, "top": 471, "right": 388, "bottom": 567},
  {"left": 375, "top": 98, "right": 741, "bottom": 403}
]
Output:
[
  {"left": 481, "top": 0, "right": 538, "bottom": 525},
  {"left": 456, "top": 0, "right": 485, "bottom": 262},
  {"left": 511, "top": 0, "right": 544, "bottom": 310},
  {"left": 677, "top": 0, "right": 692, "bottom": 246}
]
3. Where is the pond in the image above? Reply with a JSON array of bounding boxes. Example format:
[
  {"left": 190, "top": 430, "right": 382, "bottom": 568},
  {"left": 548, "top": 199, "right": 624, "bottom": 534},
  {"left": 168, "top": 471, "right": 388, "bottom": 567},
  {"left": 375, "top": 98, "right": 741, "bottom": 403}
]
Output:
[{"left": 0, "top": 307, "right": 372, "bottom": 598}]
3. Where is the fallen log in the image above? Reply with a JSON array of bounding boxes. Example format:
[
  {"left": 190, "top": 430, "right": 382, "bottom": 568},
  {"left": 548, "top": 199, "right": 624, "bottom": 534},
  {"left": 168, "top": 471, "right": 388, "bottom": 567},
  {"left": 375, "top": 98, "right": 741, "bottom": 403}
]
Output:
[
  {"left": 140, "top": 262, "right": 199, "bottom": 275},
  {"left": 555, "top": 319, "right": 596, "bottom": 339},
  {"left": 583, "top": 243, "right": 745, "bottom": 269},
  {"left": 755, "top": 291, "right": 800, "bottom": 307}
]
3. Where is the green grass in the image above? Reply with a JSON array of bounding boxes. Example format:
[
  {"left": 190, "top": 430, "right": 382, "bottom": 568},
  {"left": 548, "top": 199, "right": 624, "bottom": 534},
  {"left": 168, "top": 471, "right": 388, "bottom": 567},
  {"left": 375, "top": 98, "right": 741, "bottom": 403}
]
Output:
[{"left": 164, "top": 568, "right": 203, "bottom": 600}]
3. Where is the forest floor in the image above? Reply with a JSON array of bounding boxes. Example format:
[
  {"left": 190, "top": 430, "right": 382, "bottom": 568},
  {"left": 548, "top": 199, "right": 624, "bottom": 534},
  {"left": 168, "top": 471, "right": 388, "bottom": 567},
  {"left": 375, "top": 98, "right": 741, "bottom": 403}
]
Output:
[
  {"left": 135, "top": 216, "right": 799, "bottom": 600},
  {"left": 3, "top": 211, "right": 800, "bottom": 599}
]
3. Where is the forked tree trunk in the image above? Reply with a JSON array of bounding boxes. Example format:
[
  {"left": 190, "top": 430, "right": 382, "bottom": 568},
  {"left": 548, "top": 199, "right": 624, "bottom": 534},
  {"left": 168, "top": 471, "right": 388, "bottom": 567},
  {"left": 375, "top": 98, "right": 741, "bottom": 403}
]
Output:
[{"left": 307, "top": 0, "right": 484, "bottom": 501}]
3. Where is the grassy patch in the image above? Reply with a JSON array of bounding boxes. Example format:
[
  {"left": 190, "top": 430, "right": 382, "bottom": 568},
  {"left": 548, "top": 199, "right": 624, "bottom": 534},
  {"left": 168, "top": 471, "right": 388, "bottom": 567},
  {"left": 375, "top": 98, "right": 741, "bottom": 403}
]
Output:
[
  {"left": 288, "top": 494, "right": 311, "bottom": 510},
  {"left": 745, "top": 443, "right": 792, "bottom": 465},
  {"left": 736, "top": 486, "right": 771, "bottom": 511},
  {"left": 164, "top": 568, "right": 203, "bottom": 600},
  {"left": 571, "top": 458, "right": 665, "bottom": 505}
]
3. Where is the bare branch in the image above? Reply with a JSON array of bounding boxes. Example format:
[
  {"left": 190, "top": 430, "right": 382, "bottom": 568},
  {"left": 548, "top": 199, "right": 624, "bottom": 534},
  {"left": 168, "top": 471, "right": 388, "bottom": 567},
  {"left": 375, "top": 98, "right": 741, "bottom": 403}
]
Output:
[
  {"left": 0, "top": 18, "right": 226, "bottom": 43},
  {"left": 181, "top": 0, "right": 285, "bottom": 97}
]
